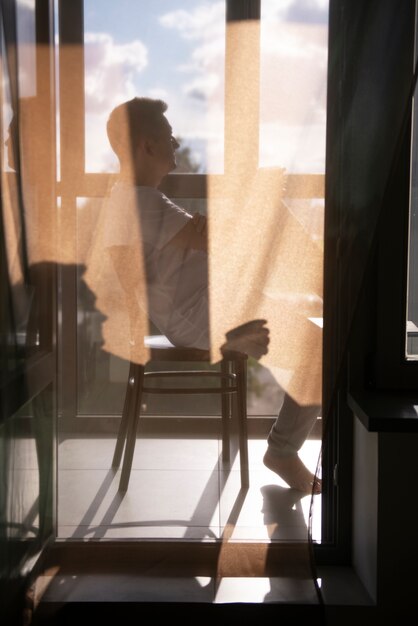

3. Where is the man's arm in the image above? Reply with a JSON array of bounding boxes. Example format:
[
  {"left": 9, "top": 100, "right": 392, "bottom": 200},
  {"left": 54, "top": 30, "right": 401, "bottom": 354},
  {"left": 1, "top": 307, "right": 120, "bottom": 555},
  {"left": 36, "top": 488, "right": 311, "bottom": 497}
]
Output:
[{"left": 164, "top": 212, "right": 208, "bottom": 252}]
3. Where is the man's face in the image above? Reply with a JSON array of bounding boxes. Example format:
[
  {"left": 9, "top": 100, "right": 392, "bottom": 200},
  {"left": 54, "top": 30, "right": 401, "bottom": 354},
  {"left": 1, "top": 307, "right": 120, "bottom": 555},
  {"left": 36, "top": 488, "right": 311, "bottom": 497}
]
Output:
[{"left": 152, "top": 115, "right": 180, "bottom": 174}]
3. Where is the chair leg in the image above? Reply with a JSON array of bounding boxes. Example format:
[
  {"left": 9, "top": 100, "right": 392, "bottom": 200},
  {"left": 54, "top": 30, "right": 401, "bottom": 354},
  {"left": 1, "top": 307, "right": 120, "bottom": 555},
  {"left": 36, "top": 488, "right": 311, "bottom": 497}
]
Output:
[
  {"left": 112, "top": 361, "right": 135, "bottom": 468},
  {"left": 236, "top": 359, "right": 249, "bottom": 488},
  {"left": 119, "top": 363, "right": 144, "bottom": 492},
  {"left": 221, "top": 359, "right": 230, "bottom": 462}
]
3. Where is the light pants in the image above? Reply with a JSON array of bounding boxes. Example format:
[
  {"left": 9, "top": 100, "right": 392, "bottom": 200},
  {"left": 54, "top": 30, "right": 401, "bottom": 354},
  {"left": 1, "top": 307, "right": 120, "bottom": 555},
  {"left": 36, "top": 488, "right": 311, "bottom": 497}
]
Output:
[{"left": 267, "top": 393, "right": 321, "bottom": 458}]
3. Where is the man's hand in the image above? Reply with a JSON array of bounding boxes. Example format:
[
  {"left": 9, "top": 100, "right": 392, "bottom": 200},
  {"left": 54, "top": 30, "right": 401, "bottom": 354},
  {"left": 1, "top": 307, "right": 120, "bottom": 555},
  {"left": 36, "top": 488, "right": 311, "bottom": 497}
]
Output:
[{"left": 221, "top": 319, "right": 270, "bottom": 360}]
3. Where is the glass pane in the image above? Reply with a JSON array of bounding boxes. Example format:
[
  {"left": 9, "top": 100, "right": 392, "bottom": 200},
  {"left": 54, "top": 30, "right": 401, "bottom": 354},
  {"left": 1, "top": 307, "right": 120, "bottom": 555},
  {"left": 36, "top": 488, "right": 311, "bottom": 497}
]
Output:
[
  {"left": 259, "top": 0, "right": 329, "bottom": 173},
  {"left": 58, "top": 1, "right": 327, "bottom": 547},
  {"left": 76, "top": 195, "right": 281, "bottom": 416},
  {"left": 84, "top": 0, "right": 225, "bottom": 173}
]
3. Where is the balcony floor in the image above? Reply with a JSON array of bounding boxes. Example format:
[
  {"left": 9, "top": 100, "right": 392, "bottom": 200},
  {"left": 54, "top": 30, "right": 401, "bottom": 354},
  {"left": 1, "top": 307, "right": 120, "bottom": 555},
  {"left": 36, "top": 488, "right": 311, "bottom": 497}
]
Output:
[
  {"left": 28, "top": 428, "right": 341, "bottom": 613},
  {"left": 57, "top": 431, "right": 322, "bottom": 542}
]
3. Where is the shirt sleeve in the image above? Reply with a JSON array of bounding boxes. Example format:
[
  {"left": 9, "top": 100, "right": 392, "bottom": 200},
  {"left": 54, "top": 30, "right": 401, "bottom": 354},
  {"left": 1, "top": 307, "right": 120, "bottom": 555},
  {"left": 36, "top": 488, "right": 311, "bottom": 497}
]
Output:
[
  {"left": 102, "top": 185, "right": 191, "bottom": 250},
  {"left": 138, "top": 189, "right": 192, "bottom": 250}
]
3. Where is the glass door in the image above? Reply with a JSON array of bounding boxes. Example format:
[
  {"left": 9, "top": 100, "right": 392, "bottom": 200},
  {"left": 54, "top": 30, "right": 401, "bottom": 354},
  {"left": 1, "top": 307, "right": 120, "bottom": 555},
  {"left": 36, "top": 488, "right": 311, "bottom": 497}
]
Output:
[{"left": 56, "top": 0, "right": 327, "bottom": 550}]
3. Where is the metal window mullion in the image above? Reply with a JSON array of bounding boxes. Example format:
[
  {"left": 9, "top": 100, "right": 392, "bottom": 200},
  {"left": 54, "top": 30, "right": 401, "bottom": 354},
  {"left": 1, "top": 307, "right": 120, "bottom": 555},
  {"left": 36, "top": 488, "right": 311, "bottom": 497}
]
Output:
[
  {"left": 57, "top": 0, "right": 84, "bottom": 419},
  {"left": 58, "top": 0, "right": 85, "bottom": 182}
]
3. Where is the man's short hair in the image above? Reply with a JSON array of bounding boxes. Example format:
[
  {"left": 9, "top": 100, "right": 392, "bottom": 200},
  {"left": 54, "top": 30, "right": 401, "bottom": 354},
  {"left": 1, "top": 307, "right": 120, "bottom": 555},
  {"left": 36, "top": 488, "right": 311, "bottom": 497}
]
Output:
[{"left": 106, "top": 97, "right": 168, "bottom": 161}]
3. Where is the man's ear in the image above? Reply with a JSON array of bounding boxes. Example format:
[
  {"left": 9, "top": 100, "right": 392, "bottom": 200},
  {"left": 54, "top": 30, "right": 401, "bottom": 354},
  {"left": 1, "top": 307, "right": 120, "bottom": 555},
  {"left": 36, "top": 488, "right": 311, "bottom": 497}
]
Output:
[{"left": 143, "top": 137, "right": 155, "bottom": 156}]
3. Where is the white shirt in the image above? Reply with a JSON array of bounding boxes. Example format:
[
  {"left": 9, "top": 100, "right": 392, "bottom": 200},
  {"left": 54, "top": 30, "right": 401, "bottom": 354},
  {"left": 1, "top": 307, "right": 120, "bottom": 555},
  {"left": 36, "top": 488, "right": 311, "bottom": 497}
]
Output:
[{"left": 103, "top": 182, "right": 209, "bottom": 349}]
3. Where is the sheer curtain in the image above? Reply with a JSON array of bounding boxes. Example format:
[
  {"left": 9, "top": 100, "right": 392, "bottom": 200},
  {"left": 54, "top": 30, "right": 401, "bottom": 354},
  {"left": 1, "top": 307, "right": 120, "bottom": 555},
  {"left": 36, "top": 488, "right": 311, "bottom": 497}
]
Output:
[{"left": 207, "top": 0, "right": 325, "bottom": 589}]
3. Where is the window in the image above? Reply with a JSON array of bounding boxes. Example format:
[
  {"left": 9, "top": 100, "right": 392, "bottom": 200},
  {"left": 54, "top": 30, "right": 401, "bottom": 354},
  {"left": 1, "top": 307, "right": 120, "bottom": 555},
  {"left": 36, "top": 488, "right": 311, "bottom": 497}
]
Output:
[
  {"left": 54, "top": 0, "right": 330, "bottom": 553},
  {"left": 25, "top": 0, "right": 345, "bottom": 568}
]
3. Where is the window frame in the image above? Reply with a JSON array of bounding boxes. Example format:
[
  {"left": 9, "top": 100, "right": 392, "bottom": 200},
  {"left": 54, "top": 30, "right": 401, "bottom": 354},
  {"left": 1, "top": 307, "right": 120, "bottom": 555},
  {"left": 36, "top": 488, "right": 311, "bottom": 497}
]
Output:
[{"left": 371, "top": 4, "right": 418, "bottom": 392}]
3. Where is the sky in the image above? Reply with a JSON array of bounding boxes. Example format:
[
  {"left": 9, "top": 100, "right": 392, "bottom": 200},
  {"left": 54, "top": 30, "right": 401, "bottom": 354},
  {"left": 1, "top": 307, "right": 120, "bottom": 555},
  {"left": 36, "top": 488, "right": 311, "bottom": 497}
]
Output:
[
  {"left": 82, "top": 0, "right": 329, "bottom": 174},
  {"left": 12, "top": 0, "right": 329, "bottom": 174}
]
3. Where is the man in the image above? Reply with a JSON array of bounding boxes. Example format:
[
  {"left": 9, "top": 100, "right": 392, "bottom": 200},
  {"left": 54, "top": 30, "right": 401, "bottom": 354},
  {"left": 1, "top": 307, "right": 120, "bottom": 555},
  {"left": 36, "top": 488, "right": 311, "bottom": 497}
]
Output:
[
  {"left": 103, "top": 96, "right": 320, "bottom": 494},
  {"left": 104, "top": 96, "right": 269, "bottom": 357}
]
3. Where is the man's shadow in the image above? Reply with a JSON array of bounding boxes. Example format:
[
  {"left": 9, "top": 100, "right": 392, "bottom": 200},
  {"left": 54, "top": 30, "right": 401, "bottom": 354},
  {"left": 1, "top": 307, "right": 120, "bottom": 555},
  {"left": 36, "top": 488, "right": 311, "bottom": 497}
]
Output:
[
  {"left": 260, "top": 484, "right": 321, "bottom": 606},
  {"left": 260, "top": 484, "right": 309, "bottom": 542}
]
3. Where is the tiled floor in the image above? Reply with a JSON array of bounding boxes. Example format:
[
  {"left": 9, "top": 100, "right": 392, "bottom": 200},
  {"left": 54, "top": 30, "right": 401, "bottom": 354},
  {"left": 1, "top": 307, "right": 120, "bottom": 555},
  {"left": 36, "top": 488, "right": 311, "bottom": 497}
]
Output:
[
  {"left": 57, "top": 432, "right": 322, "bottom": 542},
  {"left": 26, "top": 429, "right": 374, "bottom": 610},
  {"left": 14, "top": 422, "right": 374, "bottom": 610}
]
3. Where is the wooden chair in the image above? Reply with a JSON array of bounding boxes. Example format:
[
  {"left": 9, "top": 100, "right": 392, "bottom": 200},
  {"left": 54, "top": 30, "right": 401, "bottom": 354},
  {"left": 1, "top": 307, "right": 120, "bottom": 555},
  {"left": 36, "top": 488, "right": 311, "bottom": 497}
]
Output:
[{"left": 112, "top": 335, "right": 249, "bottom": 492}]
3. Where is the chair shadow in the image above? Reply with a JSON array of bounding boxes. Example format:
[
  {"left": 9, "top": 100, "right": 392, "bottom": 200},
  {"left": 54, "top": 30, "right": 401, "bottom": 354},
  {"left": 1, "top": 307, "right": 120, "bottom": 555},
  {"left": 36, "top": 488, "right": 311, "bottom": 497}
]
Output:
[{"left": 69, "top": 447, "right": 247, "bottom": 541}]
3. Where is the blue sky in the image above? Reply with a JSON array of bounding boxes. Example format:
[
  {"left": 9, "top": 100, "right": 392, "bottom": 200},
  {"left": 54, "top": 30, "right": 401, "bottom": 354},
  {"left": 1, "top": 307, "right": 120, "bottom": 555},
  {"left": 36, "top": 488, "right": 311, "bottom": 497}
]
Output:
[
  {"left": 83, "top": 1, "right": 227, "bottom": 171},
  {"left": 80, "top": 1, "right": 329, "bottom": 174},
  {"left": 84, "top": 0, "right": 201, "bottom": 98}
]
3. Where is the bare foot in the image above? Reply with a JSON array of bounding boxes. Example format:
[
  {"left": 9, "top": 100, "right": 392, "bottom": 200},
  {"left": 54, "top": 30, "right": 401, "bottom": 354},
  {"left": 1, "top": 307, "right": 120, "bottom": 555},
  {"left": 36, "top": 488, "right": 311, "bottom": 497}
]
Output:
[{"left": 263, "top": 451, "right": 322, "bottom": 494}]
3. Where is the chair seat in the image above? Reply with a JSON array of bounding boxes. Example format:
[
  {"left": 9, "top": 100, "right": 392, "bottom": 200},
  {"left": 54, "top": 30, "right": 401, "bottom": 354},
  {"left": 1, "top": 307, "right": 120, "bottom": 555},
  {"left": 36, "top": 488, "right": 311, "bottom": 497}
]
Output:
[
  {"left": 144, "top": 335, "right": 248, "bottom": 362},
  {"left": 144, "top": 334, "right": 176, "bottom": 349}
]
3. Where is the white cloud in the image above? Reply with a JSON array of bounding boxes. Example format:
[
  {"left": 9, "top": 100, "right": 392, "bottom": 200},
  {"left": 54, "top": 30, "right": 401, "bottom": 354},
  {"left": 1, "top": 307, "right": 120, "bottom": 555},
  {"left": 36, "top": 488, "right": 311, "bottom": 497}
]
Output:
[
  {"left": 147, "top": 87, "right": 169, "bottom": 101},
  {"left": 285, "top": 0, "right": 329, "bottom": 24},
  {"left": 183, "top": 73, "right": 220, "bottom": 101},
  {"left": 262, "top": 0, "right": 328, "bottom": 24},
  {"left": 262, "top": 19, "right": 328, "bottom": 60},
  {"left": 260, "top": 20, "right": 328, "bottom": 133},
  {"left": 259, "top": 121, "right": 327, "bottom": 173},
  {"left": 83, "top": 31, "right": 149, "bottom": 171},
  {"left": 160, "top": 3, "right": 225, "bottom": 105},
  {"left": 159, "top": 3, "right": 225, "bottom": 41},
  {"left": 262, "top": 0, "right": 294, "bottom": 20},
  {"left": 84, "top": 32, "right": 148, "bottom": 114},
  {"left": 179, "top": 37, "right": 225, "bottom": 75}
]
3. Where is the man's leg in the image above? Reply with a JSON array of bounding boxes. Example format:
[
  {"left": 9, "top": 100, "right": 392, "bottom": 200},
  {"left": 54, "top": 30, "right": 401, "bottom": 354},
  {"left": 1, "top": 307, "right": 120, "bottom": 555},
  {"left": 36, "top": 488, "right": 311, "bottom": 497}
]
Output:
[{"left": 263, "top": 393, "right": 321, "bottom": 493}]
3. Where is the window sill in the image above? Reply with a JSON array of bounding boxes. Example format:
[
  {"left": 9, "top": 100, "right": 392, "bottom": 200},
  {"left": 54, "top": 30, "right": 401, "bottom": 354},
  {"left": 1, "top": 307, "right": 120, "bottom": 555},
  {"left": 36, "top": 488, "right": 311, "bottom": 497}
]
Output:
[
  {"left": 32, "top": 567, "right": 373, "bottom": 612},
  {"left": 348, "top": 390, "right": 418, "bottom": 432}
]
